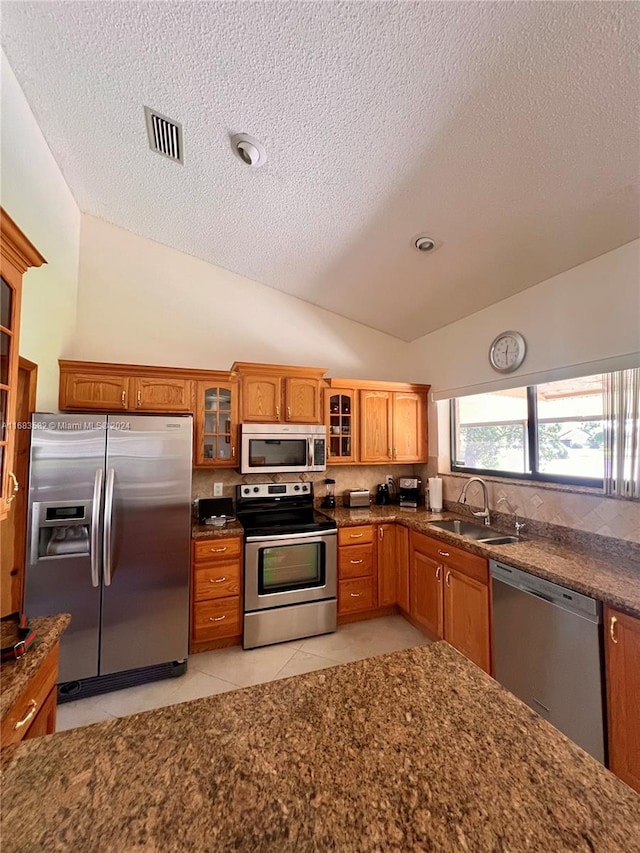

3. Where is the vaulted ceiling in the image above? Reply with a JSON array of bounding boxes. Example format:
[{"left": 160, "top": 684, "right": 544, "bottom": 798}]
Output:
[{"left": 2, "top": 1, "right": 638, "bottom": 341}]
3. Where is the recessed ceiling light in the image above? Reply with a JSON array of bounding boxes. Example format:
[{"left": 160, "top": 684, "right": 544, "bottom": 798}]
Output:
[
  {"left": 413, "top": 236, "right": 438, "bottom": 253},
  {"left": 230, "top": 133, "right": 267, "bottom": 167}
]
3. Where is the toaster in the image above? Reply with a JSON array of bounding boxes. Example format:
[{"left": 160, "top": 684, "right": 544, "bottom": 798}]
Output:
[{"left": 344, "top": 489, "right": 371, "bottom": 508}]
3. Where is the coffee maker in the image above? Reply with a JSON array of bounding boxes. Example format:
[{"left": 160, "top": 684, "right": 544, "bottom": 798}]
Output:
[{"left": 398, "top": 477, "right": 422, "bottom": 508}]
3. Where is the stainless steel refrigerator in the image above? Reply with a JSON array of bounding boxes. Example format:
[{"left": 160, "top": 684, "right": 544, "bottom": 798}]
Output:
[{"left": 25, "top": 413, "right": 192, "bottom": 700}]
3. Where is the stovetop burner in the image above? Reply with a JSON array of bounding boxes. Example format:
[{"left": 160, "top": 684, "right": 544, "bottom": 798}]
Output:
[{"left": 236, "top": 482, "right": 337, "bottom": 537}]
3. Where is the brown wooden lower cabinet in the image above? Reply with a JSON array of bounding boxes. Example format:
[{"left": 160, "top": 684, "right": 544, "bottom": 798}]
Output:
[
  {"left": 338, "top": 525, "right": 376, "bottom": 616},
  {"left": 1, "top": 644, "right": 59, "bottom": 747},
  {"left": 377, "top": 524, "right": 397, "bottom": 607},
  {"left": 190, "top": 537, "right": 243, "bottom": 651},
  {"left": 396, "top": 525, "right": 410, "bottom": 613},
  {"left": 605, "top": 605, "right": 640, "bottom": 793},
  {"left": 410, "top": 530, "right": 491, "bottom": 674}
]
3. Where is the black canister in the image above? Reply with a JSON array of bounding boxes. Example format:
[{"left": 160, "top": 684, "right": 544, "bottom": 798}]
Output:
[{"left": 375, "top": 483, "right": 389, "bottom": 505}]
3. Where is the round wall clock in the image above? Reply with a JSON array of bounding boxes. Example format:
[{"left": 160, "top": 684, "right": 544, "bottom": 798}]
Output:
[{"left": 489, "top": 331, "right": 527, "bottom": 373}]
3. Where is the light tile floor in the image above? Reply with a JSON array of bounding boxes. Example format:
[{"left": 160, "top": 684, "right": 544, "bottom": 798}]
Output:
[{"left": 56, "top": 615, "right": 429, "bottom": 732}]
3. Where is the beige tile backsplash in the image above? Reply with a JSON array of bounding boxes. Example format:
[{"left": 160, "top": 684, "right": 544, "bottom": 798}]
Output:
[
  {"left": 193, "top": 460, "right": 639, "bottom": 544},
  {"left": 415, "top": 460, "right": 640, "bottom": 545}
]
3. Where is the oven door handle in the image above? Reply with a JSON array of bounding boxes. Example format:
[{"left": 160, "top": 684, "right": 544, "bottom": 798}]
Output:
[{"left": 246, "top": 529, "right": 337, "bottom": 544}]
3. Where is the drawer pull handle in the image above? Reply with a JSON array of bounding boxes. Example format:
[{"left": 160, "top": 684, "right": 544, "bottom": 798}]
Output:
[
  {"left": 287, "top": 406, "right": 291, "bottom": 418},
  {"left": 121, "top": 390, "right": 127, "bottom": 408},
  {"left": 209, "top": 615, "right": 226, "bottom": 622},
  {"left": 445, "top": 570, "right": 451, "bottom": 587},
  {"left": 350, "top": 593, "right": 362, "bottom": 598},
  {"left": 14, "top": 699, "right": 38, "bottom": 730},
  {"left": 350, "top": 533, "right": 364, "bottom": 539},
  {"left": 210, "top": 547, "right": 227, "bottom": 553},
  {"left": 210, "top": 577, "right": 227, "bottom": 583},
  {"left": 276, "top": 406, "right": 280, "bottom": 418},
  {"left": 349, "top": 559, "right": 363, "bottom": 564},
  {"left": 610, "top": 616, "right": 619, "bottom": 644},
  {"left": 438, "top": 550, "right": 450, "bottom": 557},
  {"left": 435, "top": 566, "right": 441, "bottom": 580}
]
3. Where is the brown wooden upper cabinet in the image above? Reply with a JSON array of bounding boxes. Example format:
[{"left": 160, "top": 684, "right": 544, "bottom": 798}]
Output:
[
  {"left": 194, "top": 379, "right": 238, "bottom": 468},
  {"left": 325, "top": 386, "right": 358, "bottom": 464},
  {"left": 59, "top": 362, "right": 191, "bottom": 412},
  {"left": 0, "top": 210, "right": 46, "bottom": 522},
  {"left": 359, "top": 386, "right": 428, "bottom": 464},
  {"left": 232, "top": 362, "right": 326, "bottom": 424}
]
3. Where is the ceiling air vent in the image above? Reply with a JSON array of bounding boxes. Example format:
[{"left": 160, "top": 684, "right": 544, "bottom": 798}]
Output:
[{"left": 144, "top": 106, "right": 183, "bottom": 164}]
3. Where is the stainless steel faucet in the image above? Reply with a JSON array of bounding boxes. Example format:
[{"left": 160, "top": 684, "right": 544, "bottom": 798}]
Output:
[
  {"left": 497, "top": 496, "right": 527, "bottom": 536},
  {"left": 458, "top": 477, "right": 491, "bottom": 525}
]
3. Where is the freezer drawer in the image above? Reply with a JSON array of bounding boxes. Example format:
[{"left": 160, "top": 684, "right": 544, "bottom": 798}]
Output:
[{"left": 491, "top": 561, "right": 606, "bottom": 763}]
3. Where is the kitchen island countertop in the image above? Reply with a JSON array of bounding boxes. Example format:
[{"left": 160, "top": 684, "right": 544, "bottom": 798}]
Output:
[{"left": 1, "top": 641, "right": 639, "bottom": 852}]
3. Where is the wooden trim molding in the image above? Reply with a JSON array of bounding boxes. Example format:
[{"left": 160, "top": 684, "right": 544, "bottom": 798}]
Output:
[
  {"left": 0, "top": 209, "right": 46, "bottom": 273},
  {"left": 231, "top": 361, "right": 327, "bottom": 380},
  {"left": 59, "top": 359, "right": 234, "bottom": 383}
]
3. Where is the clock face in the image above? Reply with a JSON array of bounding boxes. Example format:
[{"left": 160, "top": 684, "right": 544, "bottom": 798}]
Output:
[{"left": 489, "top": 332, "right": 526, "bottom": 373}]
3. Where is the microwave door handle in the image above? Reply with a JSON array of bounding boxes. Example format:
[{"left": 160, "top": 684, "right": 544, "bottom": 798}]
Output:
[
  {"left": 308, "top": 437, "right": 313, "bottom": 467},
  {"left": 90, "top": 468, "right": 103, "bottom": 588}
]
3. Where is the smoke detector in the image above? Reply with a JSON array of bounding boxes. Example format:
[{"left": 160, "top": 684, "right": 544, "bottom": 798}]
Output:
[
  {"left": 231, "top": 133, "right": 267, "bottom": 167},
  {"left": 413, "top": 235, "right": 438, "bottom": 253}
]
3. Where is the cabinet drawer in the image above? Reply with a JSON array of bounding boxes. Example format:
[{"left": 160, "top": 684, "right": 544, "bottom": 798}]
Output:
[
  {"left": 193, "top": 562, "right": 241, "bottom": 602},
  {"left": 192, "top": 598, "right": 241, "bottom": 642},
  {"left": 339, "top": 544, "right": 374, "bottom": 579},
  {"left": 339, "top": 576, "right": 375, "bottom": 614},
  {"left": 1, "top": 645, "right": 59, "bottom": 747},
  {"left": 338, "top": 525, "right": 374, "bottom": 546},
  {"left": 411, "top": 531, "right": 488, "bottom": 584},
  {"left": 193, "top": 537, "right": 242, "bottom": 563}
]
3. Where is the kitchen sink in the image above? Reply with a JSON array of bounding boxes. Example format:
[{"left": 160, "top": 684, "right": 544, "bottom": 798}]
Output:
[
  {"left": 429, "top": 520, "right": 522, "bottom": 545},
  {"left": 429, "top": 520, "right": 494, "bottom": 539}
]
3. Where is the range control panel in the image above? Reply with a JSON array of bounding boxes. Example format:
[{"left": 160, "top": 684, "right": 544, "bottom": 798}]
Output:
[{"left": 238, "top": 482, "right": 312, "bottom": 499}]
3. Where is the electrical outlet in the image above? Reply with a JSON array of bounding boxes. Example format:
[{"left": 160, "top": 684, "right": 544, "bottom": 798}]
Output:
[
  {"left": 385, "top": 475, "right": 394, "bottom": 487},
  {"left": 213, "top": 482, "right": 223, "bottom": 497}
]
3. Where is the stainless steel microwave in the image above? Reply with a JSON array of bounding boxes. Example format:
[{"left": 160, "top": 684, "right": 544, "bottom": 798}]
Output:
[{"left": 240, "top": 424, "right": 327, "bottom": 474}]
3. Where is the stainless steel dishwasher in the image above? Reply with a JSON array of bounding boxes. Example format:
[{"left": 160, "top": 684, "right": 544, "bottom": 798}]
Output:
[{"left": 490, "top": 560, "right": 606, "bottom": 763}]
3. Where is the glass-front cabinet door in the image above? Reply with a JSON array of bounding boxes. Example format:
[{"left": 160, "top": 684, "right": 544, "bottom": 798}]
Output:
[
  {"left": 325, "top": 388, "right": 357, "bottom": 464},
  {"left": 195, "top": 380, "right": 238, "bottom": 467}
]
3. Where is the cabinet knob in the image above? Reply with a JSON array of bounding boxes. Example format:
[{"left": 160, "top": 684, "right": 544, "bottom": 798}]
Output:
[
  {"left": 210, "top": 547, "right": 227, "bottom": 553},
  {"left": 435, "top": 566, "right": 441, "bottom": 580},
  {"left": 210, "top": 577, "right": 227, "bottom": 584},
  {"left": 121, "top": 390, "right": 127, "bottom": 408},
  {"left": 445, "top": 570, "right": 451, "bottom": 587},
  {"left": 438, "top": 550, "right": 449, "bottom": 558},
  {"left": 609, "top": 616, "right": 619, "bottom": 644},
  {"left": 231, "top": 446, "right": 236, "bottom": 458},
  {"left": 137, "top": 390, "right": 142, "bottom": 407},
  {"left": 388, "top": 449, "right": 392, "bottom": 459},
  {"left": 287, "top": 406, "right": 291, "bottom": 419},
  {"left": 379, "top": 528, "right": 384, "bottom": 539},
  {"left": 209, "top": 615, "right": 226, "bottom": 622},
  {"left": 349, "top": 559, "right": 363, "bottom": 565},
  {"left": 350, "top": 593, "right": 362, "bottom": 598},
  {"left": 350, "top": 533, "right": 364, "bottom": 539},
  {"left": 276, "top": 406, "right": 280, "bottom": 418}
]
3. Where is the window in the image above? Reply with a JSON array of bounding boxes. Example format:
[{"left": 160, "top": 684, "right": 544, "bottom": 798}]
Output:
[{"left": 451, "top": 375, "right": 604, "bottom": 487}]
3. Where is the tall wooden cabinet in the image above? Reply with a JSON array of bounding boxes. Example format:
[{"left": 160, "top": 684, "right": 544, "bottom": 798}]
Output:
[
  {"left": 0, "top": 211, "right": 45, "bottom": 527},
  {"left": 194, "top": 379, "right": 238, "bottom": 468},
  {"left": 605, "top": 606, "right": 640, "bottom": 793},
  {"left": 325, "top": 386, "right": 358, "bottom": 464}
]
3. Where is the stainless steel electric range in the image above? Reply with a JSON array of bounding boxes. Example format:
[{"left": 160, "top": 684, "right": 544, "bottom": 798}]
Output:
[{"left": 236, "top": 482, "right": 337, "bottom": 650}]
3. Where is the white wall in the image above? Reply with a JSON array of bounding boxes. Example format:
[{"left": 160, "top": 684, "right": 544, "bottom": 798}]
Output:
[
  {"left": 1, "top": 50, "right": 80, "bottom": 411},
  {"left": 407, "top": 240, "right": 640, "bottom": 399},
  {"left": 72, "top": 215, "right": 410, "bottom": 379}
]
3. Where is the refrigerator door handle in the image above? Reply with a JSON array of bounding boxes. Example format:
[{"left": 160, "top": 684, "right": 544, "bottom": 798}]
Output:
[
  {"left": 103, "top": 467, "right": 115, "bottom": 586},
  {"left": 90, "top": 468, "right": 104, "bottom": 588}
]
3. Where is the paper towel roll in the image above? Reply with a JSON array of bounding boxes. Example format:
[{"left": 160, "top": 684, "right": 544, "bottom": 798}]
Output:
[{"left": 428, "top": 477, "right": 443, "bottom": 512}]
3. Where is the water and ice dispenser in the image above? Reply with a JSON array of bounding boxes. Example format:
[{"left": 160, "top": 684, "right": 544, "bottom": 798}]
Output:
[{"left": 30, "top": 501, "right": 92, "bottom": 562}]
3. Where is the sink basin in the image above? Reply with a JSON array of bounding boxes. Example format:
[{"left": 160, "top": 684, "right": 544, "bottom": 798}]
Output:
[
  {"left": 429, "top": 520, "right": 522, "bottom": 545},
  {"left": 477, "top": 535, "right": 521, "bottom": 545},
  {"left": 428, "top": 520, "right": 492, "bottom": 539}
]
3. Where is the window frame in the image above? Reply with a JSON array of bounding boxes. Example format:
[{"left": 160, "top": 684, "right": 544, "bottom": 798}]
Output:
[{"left": 450, "top": 383, "right": 604, "bottom": 489}]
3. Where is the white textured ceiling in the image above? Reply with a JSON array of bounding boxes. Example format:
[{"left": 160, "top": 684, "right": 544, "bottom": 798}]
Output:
[{"left": 2, "top": 1, "right": 639, "bottom": 341}]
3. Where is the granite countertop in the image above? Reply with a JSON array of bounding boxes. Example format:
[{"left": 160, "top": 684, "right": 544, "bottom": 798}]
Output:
[
  {"left": 2, "top": 642, "right": 638, "bottom": 852},
  {"left": 0, "top": 614, "right": 70, "bottom": 723},
  {"left": 191, "top": 519, "right": 245, "bottom": 540},
  {"left": 323, "top": 505, "right": 640, "bottom": 619}
]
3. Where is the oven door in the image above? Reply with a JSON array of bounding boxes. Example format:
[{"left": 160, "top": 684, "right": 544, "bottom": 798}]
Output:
[{"left": 245, "top": 529, "right": 337, "bottom": 612}]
